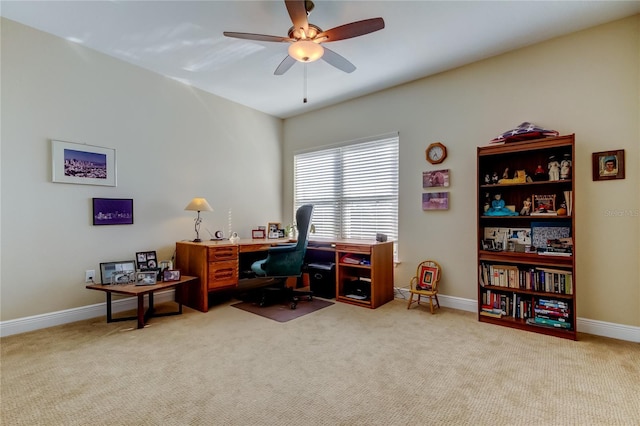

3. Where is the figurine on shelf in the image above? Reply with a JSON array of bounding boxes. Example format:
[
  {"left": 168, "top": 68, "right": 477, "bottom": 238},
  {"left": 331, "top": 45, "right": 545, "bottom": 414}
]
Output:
[
  {"left": 484, "top": 174, "right": 491, "bottom": 184},
  {"left": 534, "top": 164, "right": 546, "bottom": 181},
  {"left": 485, "top": 193, "right": 519, "bottom": 216},
  {"left": 502, "top": 168, "right": 510, "bottom": 179},
  {"left": 491, "top": 171, "right": 499, "bottom": 184},
  {"left": 557, "top": 200, "right": 568, "bottom": 216},
  {"left": 520, "top": 197, "right": 532, "bottom": 216},
  {"left": 548, "top": 155, "right": 560, "bottom": 181},
  {"left": 483, "top": 192, "right": 491, "bottom": 212},
  {"left": 560, "top": 153, "right": 572, "bottom": 180}
]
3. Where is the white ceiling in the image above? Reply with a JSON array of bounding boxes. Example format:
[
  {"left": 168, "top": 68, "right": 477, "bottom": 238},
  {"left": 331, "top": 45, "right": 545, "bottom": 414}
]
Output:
[{"left": 2, "top": 1, "right": 639, "bottom": 119}]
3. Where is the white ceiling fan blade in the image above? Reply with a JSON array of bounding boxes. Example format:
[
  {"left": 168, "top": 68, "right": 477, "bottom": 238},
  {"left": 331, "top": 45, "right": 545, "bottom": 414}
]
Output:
[
  {"left": 223, "top": 32, "right": 291, "bottom": 43},
  {"left": 274, "top": 55, "right": 297, "bottom": 75},
  {"left": 321, "top": 47, "right": 356, "bottom": 73}
]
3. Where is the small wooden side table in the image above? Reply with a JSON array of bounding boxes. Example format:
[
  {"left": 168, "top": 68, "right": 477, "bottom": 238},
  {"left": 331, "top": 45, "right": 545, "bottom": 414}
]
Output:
[{"left": 86, "top": 275, "right": 198, "bottom": 329}]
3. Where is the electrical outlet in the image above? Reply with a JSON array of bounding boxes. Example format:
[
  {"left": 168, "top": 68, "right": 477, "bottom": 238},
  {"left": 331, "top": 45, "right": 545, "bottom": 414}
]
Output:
[{"left": 85, "top": 270, "right": 95, "bottom": 283}]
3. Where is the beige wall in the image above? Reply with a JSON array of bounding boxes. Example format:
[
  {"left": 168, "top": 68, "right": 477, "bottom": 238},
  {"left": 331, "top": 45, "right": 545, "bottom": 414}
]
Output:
[
  {"left": 0, "top": 19, "right": 284, "bottom": 321},
  {"left": 283, "top": 16, "right": 640, "bottom": 327}
]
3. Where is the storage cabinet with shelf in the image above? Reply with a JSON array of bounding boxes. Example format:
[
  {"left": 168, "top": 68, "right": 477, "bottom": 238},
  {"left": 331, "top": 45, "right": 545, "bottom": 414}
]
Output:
[
  {"left": 477, "top": 134, "right": 577, "bottom": 340},
  {"left": 335, "top": 241, "right": 394, "bottom": 309}
]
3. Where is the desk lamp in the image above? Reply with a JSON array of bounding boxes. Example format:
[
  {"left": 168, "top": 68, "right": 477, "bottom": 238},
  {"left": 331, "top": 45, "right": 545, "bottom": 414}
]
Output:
[{"left": 184, "top": 198, "right": 213, "bottom": 242}]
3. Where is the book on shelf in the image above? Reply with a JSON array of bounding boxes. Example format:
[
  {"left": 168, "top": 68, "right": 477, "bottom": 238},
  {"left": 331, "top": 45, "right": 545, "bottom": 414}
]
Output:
[
  {"left": 480, "top": 310, "right": 502, "bottom": 318},
  {"left": 527, "top": 317, "right": 572, "bottom": 329}
]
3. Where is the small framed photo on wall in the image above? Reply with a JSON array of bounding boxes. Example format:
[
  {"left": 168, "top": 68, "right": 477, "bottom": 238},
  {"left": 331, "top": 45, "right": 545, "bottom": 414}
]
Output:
[{"left": 592, "top": 149, "right": 625, "bottom": 181}]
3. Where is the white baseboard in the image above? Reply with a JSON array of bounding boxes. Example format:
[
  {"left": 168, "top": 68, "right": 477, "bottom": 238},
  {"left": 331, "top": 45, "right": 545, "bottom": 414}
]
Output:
[
  {"left": 0, "top": 290, "right": 175, "bottom": 337},
  {"left": 395, "top": 288, "right": 640, "bottom": 343},
  {"left": 2, "top": 290, "right": 638, "bottom": 343}
]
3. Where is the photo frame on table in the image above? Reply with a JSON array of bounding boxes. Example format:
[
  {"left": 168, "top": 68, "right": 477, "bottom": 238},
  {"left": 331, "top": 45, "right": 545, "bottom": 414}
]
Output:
[
  {"left": 92, "top": 198, "right": 133, "bottom": 225},
  {"left": 136, "top": 271, "right": 157, "bottom": 286},
  {"left": 422, "top": 192, "right": 449, "bottom": 210},
  {"left": 268, "top": 222, "right": 281, "bottom": 239},
  {"left": 252, "top": 229, "right": 266, "bottom": 239},
  {"left": 417, "top": 265, "right": 439, "bottom": 290},
  {"left": 51, "top": 140, "right": 116, "bottom": 186},
  {"left": 162, "top": 269, "right": 181, "bottom": 282},
  {"left": 422, "top": 169, "right": 450, "bottom": 188},
  {"left": 99, "top": 260, "right": 136, "bottom": 285},
  {"left": 592, "top": 149, "right": 625, "bottom": 181},
  {"left": 136, "top": 251, "right": 158, "bottom": 270}
]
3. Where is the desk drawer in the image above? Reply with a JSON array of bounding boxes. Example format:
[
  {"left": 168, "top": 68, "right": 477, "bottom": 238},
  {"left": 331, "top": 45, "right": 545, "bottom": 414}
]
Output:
[
  {"left": 335, "top": 244, "right": 371, "bottom": 254},
  {"left": 208, "top": 246, "right": 238, "bottom": 261},
  {"left": 208, "top": 260, "right": 238, "bottom": 289}
]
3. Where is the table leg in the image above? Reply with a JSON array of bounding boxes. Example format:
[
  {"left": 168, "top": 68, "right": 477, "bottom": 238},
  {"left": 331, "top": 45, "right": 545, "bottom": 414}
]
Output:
[
  {"left": 137, "top": 295, "right": 145, "bottom": 329},
  {"left": 106, "top": 293, "right": 113, "bottom": 323}
]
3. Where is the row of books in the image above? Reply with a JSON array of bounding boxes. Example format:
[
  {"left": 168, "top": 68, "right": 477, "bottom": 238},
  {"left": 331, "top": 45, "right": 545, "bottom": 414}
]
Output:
[
  {"left": 480, "top": 293, "right": 573, "bottom": 328},
  {"left": 479, "top": 263, "right": 573, "bottom": 294},
  {"left": 481, "top": 291, "right": 533, "bottom": 319},
  {"left": 530, "top": 298, "right": 572, "bottom": 329}
]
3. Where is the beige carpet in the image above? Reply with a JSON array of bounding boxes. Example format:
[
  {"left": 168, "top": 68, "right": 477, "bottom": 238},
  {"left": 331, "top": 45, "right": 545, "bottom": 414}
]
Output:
[{"left": 1, "top": 299, "right": 639, "bottom": 425}]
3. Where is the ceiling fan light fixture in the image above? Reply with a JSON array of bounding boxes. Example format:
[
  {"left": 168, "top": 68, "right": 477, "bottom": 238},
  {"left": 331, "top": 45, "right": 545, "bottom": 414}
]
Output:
[{"left": 288, "top": 40, "right": 324, "bottom": 62}]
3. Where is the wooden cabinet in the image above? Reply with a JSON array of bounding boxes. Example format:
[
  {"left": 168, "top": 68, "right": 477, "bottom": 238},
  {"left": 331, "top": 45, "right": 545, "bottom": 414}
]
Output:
[
  {"left": 477, "top": 134, "right": 577, "bottom": 340},
  {"left": 175, "top": 241, "right": 239, "bottom": 312},
  {"left": 334, "top": 240, "right": 394, "bottom": 309}
]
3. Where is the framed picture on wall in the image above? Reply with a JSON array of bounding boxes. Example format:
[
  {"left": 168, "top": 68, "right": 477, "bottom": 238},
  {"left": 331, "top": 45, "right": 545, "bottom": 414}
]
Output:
[
  {"left": 422, "top": 169, "right": 450, "bottom": 188},
  {"left": 51, "top": 140, "right": 116, "bottom": 186},
  {"left": 422, "top": 192, "right": 449, "bottom": 210},
  {"left": 592, "top": 149, "right": 625, "bottom": 181},
  {"left": 92, "top": 198, "right": 133, "bottom": 225}
]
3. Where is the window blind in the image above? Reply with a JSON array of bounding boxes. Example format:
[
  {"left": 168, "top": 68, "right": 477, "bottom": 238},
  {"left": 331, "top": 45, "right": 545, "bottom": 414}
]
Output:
[{"left": 294, "top": 135, "right": 399, "bottom": 241}]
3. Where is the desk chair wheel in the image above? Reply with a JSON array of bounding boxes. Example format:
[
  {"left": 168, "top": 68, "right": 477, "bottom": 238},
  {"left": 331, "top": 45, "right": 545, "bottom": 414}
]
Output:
[{"left": 290, "top": 301, "right": 297, "bottom": 310}]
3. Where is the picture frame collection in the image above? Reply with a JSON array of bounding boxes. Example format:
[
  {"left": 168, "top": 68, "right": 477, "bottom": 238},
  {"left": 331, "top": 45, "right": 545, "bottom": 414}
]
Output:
[
  {"left": 422, "top": 169, "right": 450, "bottom": 211},
  {"left": 98, "top": 250, "right": 181, "bottom": 286}
]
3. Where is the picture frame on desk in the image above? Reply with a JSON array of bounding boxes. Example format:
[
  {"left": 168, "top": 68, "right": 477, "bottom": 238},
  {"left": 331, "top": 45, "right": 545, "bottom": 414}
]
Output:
[
  {"left": 136, "top": 251, "right": 158, "bottom": 270},
  {"left": 592, "top": 149, "right": 625, "bottom": 181},
  {"left": 252, "top": 229, "right": 266, "bottom": 239},
  {"left": 99, "top": 260, "right": 136, "bottom": 285},
  {"left": 268, "top": 222, "right": 281, "bottom": 239},
  {"left": 163, "top": 269, "right": 181, "bottom": 282},
  {"left": 136, "top": 271, "right": 157, "bottom": 286}
]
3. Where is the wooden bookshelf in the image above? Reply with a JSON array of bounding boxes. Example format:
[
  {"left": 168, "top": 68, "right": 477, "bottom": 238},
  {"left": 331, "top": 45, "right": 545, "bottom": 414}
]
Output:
[{"left": 477, "top": 134, "right": 577, "bottom": 340}]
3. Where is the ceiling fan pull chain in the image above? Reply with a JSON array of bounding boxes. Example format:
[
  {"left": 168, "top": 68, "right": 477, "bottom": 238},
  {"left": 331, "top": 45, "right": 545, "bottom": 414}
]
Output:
[{"left": 303, "top": 63, "right": 308, "bottom": 103}]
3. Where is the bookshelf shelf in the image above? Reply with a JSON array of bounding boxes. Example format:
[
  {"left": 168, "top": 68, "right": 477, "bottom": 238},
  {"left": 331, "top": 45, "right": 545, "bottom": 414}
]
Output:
[{"left": 477, "top": 134, "right": 577, "bottom": 340}]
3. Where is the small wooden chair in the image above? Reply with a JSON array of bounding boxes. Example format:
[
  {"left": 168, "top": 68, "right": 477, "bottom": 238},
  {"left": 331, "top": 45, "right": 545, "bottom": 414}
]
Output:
[{"left": 407, "top": 260, "right": 441, "bottom": 314}]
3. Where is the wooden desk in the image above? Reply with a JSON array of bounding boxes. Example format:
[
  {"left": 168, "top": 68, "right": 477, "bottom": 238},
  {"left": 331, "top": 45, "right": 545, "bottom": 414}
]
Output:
[
  {"left": 175, "top": 238, "right": 394, "bottom": 312},
  {"left": 86, "top": 275, "right": 197, "bottom": 329}
]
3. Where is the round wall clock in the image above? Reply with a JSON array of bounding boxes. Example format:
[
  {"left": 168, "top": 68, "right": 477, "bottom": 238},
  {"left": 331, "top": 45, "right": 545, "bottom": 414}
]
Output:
[{"left": 426, "top": 142, "right": 447, "bottom": 165}]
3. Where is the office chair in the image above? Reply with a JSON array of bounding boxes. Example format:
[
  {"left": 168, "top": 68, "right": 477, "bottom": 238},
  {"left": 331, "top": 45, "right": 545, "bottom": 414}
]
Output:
[{"left": 249, "top": 204, "right": 314, "bottom": 309}]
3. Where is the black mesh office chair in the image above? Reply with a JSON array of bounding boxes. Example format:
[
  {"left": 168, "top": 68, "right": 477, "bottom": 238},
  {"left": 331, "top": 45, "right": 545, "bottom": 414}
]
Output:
[{"left": 248, "top": 204, "right": 314, "bottom": 309}]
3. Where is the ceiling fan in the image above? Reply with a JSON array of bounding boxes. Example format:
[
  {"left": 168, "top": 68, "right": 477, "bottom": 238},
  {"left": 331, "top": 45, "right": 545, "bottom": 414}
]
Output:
[{"left": 223, "top": 0, "right": 385, "bottom": 75}]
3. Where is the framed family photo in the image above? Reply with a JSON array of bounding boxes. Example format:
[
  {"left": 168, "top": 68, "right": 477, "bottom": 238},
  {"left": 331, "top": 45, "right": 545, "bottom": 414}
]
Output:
[
  {"left": 592, "top": 149, "right": 625, "bottom": 181},
  {"left": 51, "top": 140, "right": 116, "bottom": 186},
  {"left": 136, "top": 251, "right": 158, "bottom": 270}
]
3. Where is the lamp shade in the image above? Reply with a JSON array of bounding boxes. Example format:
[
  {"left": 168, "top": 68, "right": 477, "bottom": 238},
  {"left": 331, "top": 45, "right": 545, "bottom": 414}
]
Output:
[
  {"left": 288, "top": 40, "right": 324, "bottom": 63},
  {"left": 184, "top": 198, "right": 213, "bottom": 212}
]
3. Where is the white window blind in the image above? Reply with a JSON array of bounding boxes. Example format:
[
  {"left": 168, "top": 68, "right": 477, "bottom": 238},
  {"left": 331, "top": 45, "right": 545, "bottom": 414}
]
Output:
[{"left": 294, "top": 135, "right": 399, "bottom": 241}]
